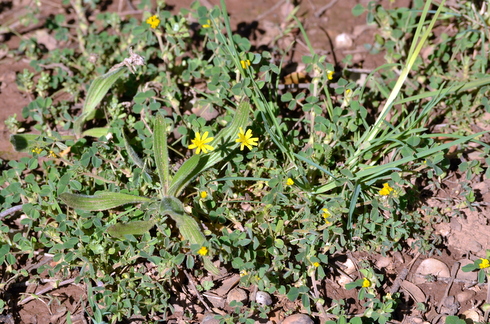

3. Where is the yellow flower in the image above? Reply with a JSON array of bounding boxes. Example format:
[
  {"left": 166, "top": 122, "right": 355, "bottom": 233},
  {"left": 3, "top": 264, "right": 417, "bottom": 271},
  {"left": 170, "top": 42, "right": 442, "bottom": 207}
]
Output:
[
  {"left": 327, "top": 70, "right": 334, "bottom": 80},
  {"left": 188, "top": 131, "right": 214, "bottom": 154},
  {"left": 379, "top": 183, "right": 394, "bottom": 196},
  {"left": 200, "top": 191, "right": 208, "bottom": 199},
  {"left": 240, "top": 59, "right": 251, "bottom": 69},
  {"left": 235, "top": 127, "right": 258, "bottom": 151},
  {"left": 240, "top": 269, "right": 248, "bottom": 277},
  {"left": 31, "top": 147, "right": 42, "bottom": 154},
  {"left": 286, "top": 178, "right": 294, "bottom": 186},
  {"left": 362, "top": 277, "right": 371, "bottom": 288},
  {"left": 202, "top": 19, "right": 211, "bottom": 28},
  {"left": 146, "top": 15, "right": 160, "bottom": 29},
  {"left": 479, "top": 258, "right": 490, "bottom": 269},
  {"left": 313, "top": 262, "right": 320, "bottom": 268},
  {"left": 322, "top": 208, "right": 332, "bottom": 225},
  {"left": 197, "top": 246, "right": 208, "bottom": 256},
  {"left": 343, "top": 88, "right": 353, "bottom": 104},
  {"left": 49, "top": 150, "right": 56, "bottom": 158}
]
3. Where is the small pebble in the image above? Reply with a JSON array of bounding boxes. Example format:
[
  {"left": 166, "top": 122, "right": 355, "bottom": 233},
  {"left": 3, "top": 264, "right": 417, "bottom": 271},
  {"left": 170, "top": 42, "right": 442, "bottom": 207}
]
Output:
[
  {"left": 335, "top": 33, "right": 353, "bottom": 48},
  {"left": 201, "top": 313, "right": 220, "bottom": 324},
  {"left": 282, "top": 314, "right": 314, "bottom": 324},
  {"left": 255, "top": 291, "right": 272, "bottom": 306},
  {"left": 226, "top": 287, "right": 248, "bottom": 305}
]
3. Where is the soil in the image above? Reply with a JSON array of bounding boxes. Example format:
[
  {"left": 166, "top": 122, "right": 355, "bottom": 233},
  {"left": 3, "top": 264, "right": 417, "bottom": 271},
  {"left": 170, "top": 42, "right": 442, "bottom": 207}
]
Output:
[{"left": 1, "top": 0, "right": 490, "bottom": 323}]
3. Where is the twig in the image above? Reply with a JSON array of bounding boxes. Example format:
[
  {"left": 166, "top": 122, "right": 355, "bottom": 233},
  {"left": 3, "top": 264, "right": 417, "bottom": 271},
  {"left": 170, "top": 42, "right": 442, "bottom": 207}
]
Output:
[
  {"left": 309, "top": 271, "right": 328, "bottom": 320},
  {"left": 315, "top": 0, "right": 340, "bottom": 18},
  {"left": 183, "top": 270, "right": 213, "bottom": 312},
  {"left": 437, "top": 262, "right": 459, "bottom": 313},
  {"left": 256, "top": 0, "right": 286, "bottom": 21},
  {"left": 0, "top": 205, "right": 23, "bottom": 220},
  {"left": 19, "top": 278, "right": 76, "bottom": 305}
]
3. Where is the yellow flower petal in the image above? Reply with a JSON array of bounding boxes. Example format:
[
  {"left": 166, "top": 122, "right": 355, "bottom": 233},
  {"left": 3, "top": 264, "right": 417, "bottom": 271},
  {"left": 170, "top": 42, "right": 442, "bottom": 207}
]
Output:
[
  {"left": 235, "top": 127, "right": 259, "bottom": 151},
  {"left": 197, "top": 246, "right": 208, "bottom": 256},
  {"left": 362, "top": 277, "right": 371, "bottom": 288},
  {"left": 286, "top": 178, "right": 294, "bottom": 186},
  {"left": 479, "top": 258, "right": 490, "bottom": 269},
  {"left": 379, "top": 183, "right": 394, "bottom": 196},
  {"left": 188, "top": 131, "right": 215, "bottom": 154},
  {"left": 146, "top": 15, "right": 160, "bottom": 29}
]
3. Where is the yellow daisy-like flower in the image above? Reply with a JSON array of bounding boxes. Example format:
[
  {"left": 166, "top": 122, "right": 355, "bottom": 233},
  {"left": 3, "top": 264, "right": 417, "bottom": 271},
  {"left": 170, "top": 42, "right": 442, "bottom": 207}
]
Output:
[
  {"left": 286, "top": 178, "right": 294, "bottom": 186},
  {"left": 31, "top": 147, "right": 42, "bottom": 154},
  {"left": 146, "top": 15, "right": 160, "bottom": 29},
  {"left": 327, "top": 70, "right": 334, "bottom": 80},
  {"left": 235, "top": 127, "right": 258, "bottom": 151},
  {"left": 479, "top": 258, "right": 490, "bottom": 269},
  {"left": 200, "top": 191, "right": 208, "bottom": 199},
  {"left": 379, "top": 183, "right": 394, "bottom": 196},
  {"left": 240, "top": 59, "right": 251, "bottom": 69},
  {"left": 313, "top": 262, "right": 320, "bottom": 268},
  {"left": 322, "top": 208, "right": 332, "bottom": 225},
  {"left": 197, "top": 246, "right": 208, "bottom": 256},
  {"left": 188, "top": 131, "right": 214, "bottom": 154},
  {"left": 202, "top": 19, "right": 211, "bottom": 28},
  {"left": 362, "top": 277, "right": 371, "bottom": 288}
]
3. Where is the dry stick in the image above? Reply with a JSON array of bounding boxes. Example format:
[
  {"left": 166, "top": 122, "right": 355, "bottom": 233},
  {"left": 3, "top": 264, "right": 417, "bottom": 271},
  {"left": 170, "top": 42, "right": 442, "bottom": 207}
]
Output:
[
  {"left": 389, "top": 252, "right": 420, "bottom": 294},
  {"left": 19, "top": 278, "right": 76, "bottom": 305},
  {"left": 314, "top": 0, "right": 340, "bottom": 18},
  {"left": 437, "top": 261, "right": 460, "bottom": 313},
  {"left": 309, "top": 271, "right": 328, "bottom": 320},
  {"left": 256, "top": 0, "right": 286, "bottom": 21},
  {"left": 0, "top": 205, "right": 23, "bottom": 220},
  {"left": 183, "top": 270, "right": 213, "bottom": 313},
  {"left": 484, "top": 275, "right": 490, "bottom": 322}
]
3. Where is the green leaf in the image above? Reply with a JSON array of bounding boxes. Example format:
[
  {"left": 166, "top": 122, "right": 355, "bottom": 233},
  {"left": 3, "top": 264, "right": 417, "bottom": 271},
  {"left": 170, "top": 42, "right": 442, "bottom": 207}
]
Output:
[
  {"left": 0, "top": 244, "right": 10, "bottom": 264},
  {"left": 82, "top": 127, "right": 110, "bottom": 138},
  {"left": 74, "top": 66, "right": 127, "bottom": 136},
  {"left": 154, "top": 114, "right": 170, "bottom": 195},
  {"left": 107, "top": 219, "right": 157, "bottom": 239},
  {"left": 287, "top": 287, "right": 299, "bottom": 301},
  {"left": 461, "top": 263, "right": 478, "bottom": 272},
  {"left": 59, "top": 192, "right": 152, "bottom": 211},
  {"left": 159, "top": 196, "right": 219, "bottom": 275}
]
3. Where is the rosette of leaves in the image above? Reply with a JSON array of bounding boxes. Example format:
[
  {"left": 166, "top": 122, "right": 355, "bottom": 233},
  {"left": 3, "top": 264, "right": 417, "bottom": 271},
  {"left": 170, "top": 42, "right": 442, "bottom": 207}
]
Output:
[{"left": 60, "top": 101, "right": 251, "bottom": 275}]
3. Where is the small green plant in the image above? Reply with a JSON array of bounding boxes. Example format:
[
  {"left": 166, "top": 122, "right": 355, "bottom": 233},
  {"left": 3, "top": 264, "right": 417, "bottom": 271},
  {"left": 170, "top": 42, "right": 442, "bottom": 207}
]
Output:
[{"left": 2, "top": 0, "right": 490, "bottom": 322}]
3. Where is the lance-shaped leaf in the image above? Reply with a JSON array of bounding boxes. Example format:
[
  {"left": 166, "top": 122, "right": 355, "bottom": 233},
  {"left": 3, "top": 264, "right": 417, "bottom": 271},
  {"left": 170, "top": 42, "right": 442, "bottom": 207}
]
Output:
[
  {"left": 154, "top": 114, "right": 170, "bottom": 195},
  {"left": 160, "top": 196, "right": 220, "bottom": 275},
  {"left": 74, "top": 66, "right": 127, "bottom": 136},
  {"left": 59, "top": 191, "right": 152, "bottom": 211},
  {"left": 108, "top": 219, "right": 157, "bottom": 239},
  {"left": 168, "top": 100, "right": 250, "bottom": 197},
  {"left": 82, "top": 127, "right": 111, "bottom": 138}
]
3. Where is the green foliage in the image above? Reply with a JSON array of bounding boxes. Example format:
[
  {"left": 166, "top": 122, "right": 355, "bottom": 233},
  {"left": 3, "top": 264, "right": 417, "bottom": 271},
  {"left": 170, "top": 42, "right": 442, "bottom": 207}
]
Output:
[{"left": 1, "top": 0, "right": 490, "bottom": 322}]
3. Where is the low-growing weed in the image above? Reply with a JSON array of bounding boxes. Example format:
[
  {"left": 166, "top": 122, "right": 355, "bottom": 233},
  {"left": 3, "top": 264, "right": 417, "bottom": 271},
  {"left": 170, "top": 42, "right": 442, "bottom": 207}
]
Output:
[{"left": 1, "top": 0, "right": 490, "bottom": 322}]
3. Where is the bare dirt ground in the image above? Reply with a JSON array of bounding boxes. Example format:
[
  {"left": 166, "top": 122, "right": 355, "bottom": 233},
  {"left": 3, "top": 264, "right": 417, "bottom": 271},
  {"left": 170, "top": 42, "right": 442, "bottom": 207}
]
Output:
[{"left": 1, "top": 0, "right": 490, "bottom": 323}]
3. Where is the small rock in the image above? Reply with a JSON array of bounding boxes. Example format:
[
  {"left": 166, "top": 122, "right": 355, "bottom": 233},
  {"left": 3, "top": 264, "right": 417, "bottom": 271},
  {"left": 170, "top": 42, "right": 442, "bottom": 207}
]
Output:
[
  {"left": 255, "top": 291, "right": 272, "bottom": 306},
  {"left": 335, "top": 33, "right": 353, "bottom": 48},
  {"left": 456, "top": 259, "right": 478, "bottom": 281},
  {"left": 414, "top": 258, "right": 450, "bottom": 284},
  {"left": 282, "top": 314, "right": 314, "bottom": 324},
  {"left": 227, "top": 288, "right": 248, "bottom": 305},
  {"left": 376, "top": 255, "right": 392, "bottom": 268},
  {"left": 201, "top": 313, "right": 220, "bottom": 324},
  {"left": 456, "top": 290, "right": 476, "bottom": 303}
]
